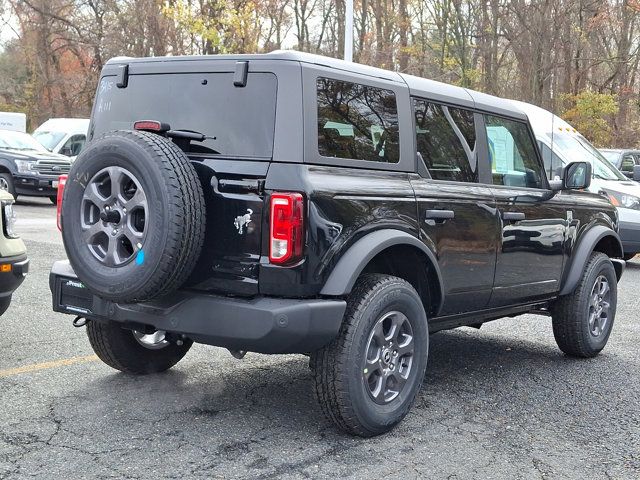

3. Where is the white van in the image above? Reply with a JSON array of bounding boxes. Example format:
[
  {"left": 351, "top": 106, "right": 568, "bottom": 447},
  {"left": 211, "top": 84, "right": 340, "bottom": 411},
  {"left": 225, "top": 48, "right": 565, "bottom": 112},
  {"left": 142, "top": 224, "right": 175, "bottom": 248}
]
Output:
[
  {"left": 33, "top": 118, "right": 89, "bottom": 159},
  {"left": 0, "top": 112, "right": 26, "bottom": 133},
  {"left": 513, "top": 100, "right": 640, "bottom": 260}
]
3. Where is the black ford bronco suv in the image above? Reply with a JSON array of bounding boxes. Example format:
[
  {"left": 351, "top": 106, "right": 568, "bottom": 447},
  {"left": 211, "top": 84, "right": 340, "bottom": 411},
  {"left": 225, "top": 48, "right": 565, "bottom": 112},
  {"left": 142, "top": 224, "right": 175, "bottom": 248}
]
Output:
[{"left": 50, "top": 52, "right": 625, "bottom": 437}]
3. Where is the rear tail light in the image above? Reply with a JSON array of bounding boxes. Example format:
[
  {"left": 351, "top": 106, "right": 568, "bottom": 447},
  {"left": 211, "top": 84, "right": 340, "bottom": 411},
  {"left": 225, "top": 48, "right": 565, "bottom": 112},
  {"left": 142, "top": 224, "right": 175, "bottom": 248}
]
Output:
[
  {"left": 56, "top": 174, "right": 67, "bottom": 231},
  {"left": 269, "top": 192, "right": 304, "bottom": 265}
]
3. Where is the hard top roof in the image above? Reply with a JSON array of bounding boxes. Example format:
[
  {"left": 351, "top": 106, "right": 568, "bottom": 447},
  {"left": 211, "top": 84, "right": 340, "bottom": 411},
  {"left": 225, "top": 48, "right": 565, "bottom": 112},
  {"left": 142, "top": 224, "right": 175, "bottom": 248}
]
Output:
[{"left": 105, "top": 51, "right": 527, "bottom": 119}]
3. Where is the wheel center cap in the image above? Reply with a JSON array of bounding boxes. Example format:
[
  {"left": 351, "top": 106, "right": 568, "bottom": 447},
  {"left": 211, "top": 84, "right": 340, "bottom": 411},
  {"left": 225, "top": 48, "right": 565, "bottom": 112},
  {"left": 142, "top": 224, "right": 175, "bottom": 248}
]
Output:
[
  {"left": 382, "top": 348, "right": 392, "bottom": 365},
  {"left": 100, "top": 209, "right": 121, "bottom": 224}
]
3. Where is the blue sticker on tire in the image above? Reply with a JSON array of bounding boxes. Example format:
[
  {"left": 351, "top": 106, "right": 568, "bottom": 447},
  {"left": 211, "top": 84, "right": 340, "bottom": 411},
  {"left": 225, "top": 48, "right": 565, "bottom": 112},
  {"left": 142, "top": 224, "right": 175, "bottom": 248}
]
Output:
[{"left": 136, "top": 250, "right": 145, "bottom": 265}]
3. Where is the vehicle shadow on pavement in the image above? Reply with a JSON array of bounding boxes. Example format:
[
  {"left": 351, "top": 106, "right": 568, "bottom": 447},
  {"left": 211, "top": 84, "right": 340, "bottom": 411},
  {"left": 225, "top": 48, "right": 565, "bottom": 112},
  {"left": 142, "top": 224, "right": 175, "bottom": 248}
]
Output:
[
  {"left": 62, "top": 324, "right": 622, "bottom": 438},
  {"left": 8, "top": 326, "right": 633, "bottom": 478},
  {"left": 15, "top": 198, "right": 55, "bottom": 208}
]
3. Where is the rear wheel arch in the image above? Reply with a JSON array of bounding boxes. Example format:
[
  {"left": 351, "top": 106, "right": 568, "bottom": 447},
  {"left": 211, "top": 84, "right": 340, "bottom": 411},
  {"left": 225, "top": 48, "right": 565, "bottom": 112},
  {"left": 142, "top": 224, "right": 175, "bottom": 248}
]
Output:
[
  {"left": 320, "top": 229, "right": 444, "bottom": 317},
  {"left": 560, "top": 226, "right": 623, "bottom": 296}
]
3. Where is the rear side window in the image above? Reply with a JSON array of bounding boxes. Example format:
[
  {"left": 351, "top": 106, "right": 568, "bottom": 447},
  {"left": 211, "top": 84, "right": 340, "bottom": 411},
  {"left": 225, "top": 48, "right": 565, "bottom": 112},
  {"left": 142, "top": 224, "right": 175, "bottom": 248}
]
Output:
[
  {"left": 485, "top": 115, "right": 544, "bottom": 189},
  {"left": 414, "top": 99, "right": 477, "bottom": 182},
  {"left": 317, "top": 78, "right": 399, "bottom": 163}
]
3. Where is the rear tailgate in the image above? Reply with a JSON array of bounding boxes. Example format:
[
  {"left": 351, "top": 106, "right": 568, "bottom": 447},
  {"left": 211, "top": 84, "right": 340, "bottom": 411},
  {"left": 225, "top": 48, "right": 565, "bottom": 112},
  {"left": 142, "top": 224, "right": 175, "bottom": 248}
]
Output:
[
  {"left": 188, "top": 159, "right": 268, "bottom": 295},
  {"left": 90, "top": 60, "right": 279, "bottom": 295}
]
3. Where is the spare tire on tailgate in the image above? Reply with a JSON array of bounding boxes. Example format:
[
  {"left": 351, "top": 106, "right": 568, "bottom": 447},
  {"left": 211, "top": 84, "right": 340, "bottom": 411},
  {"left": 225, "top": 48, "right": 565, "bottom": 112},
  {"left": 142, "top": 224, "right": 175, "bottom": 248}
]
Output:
[{"left": 62, "top": 130, "right": 205, "bottom": 303}]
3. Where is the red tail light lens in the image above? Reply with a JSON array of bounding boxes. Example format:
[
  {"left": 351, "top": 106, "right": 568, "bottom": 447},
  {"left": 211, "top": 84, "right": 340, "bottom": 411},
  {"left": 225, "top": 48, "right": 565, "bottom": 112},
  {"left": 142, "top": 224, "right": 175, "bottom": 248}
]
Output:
[
  {"left": 269, "top": 193, "right": 304, "bottom": 265},
  {"left": 56, "top": 174, "right": 67, "bottom": 231}
]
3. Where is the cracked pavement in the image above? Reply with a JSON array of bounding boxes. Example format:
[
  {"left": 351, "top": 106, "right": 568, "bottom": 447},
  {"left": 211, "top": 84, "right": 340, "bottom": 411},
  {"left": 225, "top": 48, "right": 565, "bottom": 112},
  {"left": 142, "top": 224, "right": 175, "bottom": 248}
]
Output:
[{"left": 0, "top": 197, "right": 638, "bottom": 479}]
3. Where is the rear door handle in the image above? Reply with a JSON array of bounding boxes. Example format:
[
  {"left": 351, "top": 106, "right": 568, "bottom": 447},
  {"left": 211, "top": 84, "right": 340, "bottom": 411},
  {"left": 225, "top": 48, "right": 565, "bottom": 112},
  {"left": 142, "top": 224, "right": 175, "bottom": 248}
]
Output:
[
  {"left": 425, "top": 209, "right": 455, "bottom": 220},
  {"left": 502, "top": 211, "right": 525, "bottom": 221}
]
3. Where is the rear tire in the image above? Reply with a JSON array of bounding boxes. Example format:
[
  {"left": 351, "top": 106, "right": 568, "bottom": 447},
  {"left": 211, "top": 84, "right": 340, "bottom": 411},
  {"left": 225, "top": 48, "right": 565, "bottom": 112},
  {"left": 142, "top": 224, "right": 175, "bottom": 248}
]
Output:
[
  {"left": 551, "top": 252, "right": 617, "bottom": 358},
  {"left": 310, "top": 274, "right": 429, "bottom": 437},
  {"left": 87, "top": 320, "right": 192, "bottom": 374}
]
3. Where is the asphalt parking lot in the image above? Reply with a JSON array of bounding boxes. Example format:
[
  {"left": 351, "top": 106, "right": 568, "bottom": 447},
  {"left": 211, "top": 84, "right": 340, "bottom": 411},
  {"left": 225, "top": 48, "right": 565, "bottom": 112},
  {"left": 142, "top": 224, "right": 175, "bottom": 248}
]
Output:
[{"left": 0, "top": 197, "right": 639, "bottom": 479}]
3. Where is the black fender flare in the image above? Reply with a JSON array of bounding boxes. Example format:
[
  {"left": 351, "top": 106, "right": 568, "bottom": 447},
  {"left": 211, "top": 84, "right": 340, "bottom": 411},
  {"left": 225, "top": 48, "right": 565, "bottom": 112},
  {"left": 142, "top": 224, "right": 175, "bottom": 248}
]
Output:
[
  {"left": 559, "top": 225, "right": 623, "bottom": 296},
  {"left": 320, "top": 229, "right": 444, "bottom": 310}
]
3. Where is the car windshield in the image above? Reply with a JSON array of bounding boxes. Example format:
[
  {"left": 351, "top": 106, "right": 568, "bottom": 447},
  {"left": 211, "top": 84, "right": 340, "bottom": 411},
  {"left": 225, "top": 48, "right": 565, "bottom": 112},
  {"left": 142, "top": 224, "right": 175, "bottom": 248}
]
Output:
[
  {"left": 0, "top": 130, "right": 48, "bottom": 152},
  {"left": 546, "top": 132, "right": 626, "bottom": 181},
  {"left": 599, "top": 150, "right": 622, "bottom": 163},
  {"left": 33, "top": 131, "right": 67, "bottom": 151}
]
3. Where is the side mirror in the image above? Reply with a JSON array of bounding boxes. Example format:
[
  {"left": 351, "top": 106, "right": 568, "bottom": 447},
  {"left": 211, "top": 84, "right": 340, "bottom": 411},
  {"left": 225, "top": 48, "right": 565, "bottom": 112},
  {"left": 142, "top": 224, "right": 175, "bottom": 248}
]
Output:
[
  {"left": 563, "top": 161, "right": 592, "bottom": 190},
  {"left": 633, "top": 165, "right": 640, "bottom": 182},
  {"left": 60, "top": 146, "right": 72, "bottom": 156}
]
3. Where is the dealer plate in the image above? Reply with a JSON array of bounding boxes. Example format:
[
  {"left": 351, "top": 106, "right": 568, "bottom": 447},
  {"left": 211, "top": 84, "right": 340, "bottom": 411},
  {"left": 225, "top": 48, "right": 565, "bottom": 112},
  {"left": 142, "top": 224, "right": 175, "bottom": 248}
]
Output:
[{"left": 57, "top": 277, "right": 93, "bottom": 315}]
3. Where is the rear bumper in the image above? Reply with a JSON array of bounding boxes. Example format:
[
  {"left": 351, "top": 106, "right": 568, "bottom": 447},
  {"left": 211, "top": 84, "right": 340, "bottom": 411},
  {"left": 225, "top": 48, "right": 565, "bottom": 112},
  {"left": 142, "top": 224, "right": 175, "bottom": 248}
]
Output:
[
  {"left": 0, "top": 253, "right": 28, "bottom": 297},
  {"left": 618, "top": 220, "right": 640, "bottom": 254},
  {"left": 49, "top": 260, "right": 346, "bottom": 354}
]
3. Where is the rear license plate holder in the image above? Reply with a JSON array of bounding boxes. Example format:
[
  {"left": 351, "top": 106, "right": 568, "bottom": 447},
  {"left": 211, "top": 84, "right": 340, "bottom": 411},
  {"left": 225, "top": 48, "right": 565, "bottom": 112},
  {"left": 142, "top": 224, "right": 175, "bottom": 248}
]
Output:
[{"left": 55, "top": 277, "right": 94, "bottom": 315}]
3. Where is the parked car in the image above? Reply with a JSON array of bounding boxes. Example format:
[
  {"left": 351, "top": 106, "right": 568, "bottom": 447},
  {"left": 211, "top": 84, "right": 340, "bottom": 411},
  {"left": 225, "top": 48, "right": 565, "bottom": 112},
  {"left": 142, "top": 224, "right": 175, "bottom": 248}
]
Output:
[
  {"left": 512, "top": 100, "right": 640, "bottom": 261},
  {"left": 0, "top": 129, "right": 72, "bottom": 203},
  {"left": 0, "top": 189, "right": 28, "bottom": 315},
  {"left": 599, "top": 149, "right": 640, "bottom": 180},
  {"left": 51, "top": 52, "right": 624, "bottom": 437},
  {"left": 33, "top": 118, "right": 89, "bottom": 159},
  {"left": 0, "top": 112, "right": 26, "bottom": 133}
]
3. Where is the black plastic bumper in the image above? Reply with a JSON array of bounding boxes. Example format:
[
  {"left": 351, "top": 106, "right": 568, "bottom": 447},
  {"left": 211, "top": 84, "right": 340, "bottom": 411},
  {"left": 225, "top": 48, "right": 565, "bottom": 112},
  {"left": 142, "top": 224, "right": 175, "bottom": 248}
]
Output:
[
  {"left": 14, "top": 175, "right": 59, "bottom": 196},
  {"left": 49, "top": 260, "right": 346, "bottom": 354},
  {"left": 0, "top": 254, "right": 28, "bottom": 297}
]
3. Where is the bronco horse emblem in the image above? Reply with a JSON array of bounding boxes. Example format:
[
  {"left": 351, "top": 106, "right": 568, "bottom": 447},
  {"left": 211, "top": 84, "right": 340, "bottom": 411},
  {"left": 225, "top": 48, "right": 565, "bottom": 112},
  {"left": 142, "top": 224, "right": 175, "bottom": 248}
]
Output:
[{"left": 234, "top": 208, "right": 253, "bottom": 234}]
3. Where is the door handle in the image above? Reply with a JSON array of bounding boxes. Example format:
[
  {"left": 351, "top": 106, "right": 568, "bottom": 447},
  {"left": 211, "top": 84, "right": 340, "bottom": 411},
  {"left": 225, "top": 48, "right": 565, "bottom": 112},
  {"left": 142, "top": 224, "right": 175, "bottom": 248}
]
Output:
[
  {"left": 502, "top": 211, "right": 525, "bottom": 221},
  {"left": 425, "top": 209, "right": 455, "bottom": 221}
]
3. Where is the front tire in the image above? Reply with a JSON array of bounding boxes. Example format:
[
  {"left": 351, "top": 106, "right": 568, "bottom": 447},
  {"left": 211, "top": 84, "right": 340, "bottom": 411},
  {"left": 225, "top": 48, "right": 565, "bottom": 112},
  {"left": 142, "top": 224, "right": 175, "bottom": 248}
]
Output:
[
  {"left": 551, "top": 252, "right": 617, "bottom": 358},
  {"left": 0, "top": 173, "right": 16, "bottom": 198},
  {"left": 87, "top": 320, "right": 192, "bottom": 374},
  {"left": 49, "top": 195, "right": 58, "bottom": 205},
  {"left": 311, "top": 274, "right": 429, "bottom": 437}
]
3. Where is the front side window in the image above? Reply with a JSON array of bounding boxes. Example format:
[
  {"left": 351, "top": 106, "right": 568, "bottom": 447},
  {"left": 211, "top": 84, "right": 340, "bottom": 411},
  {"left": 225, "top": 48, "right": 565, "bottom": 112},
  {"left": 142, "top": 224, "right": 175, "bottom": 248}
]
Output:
[
  {"left": 539, "top": 142, "right": 563, "bottom": 180},
  {"left": 61, "top": 134, "right": 86, "bottom": 156},
  {"left": 317, "top": 78, "right": 399, "bottom": 163},
  {"left": 486, "top": 115, "right": 544, "bottom": 189},
  {"left": 414, "top": 99, "right": 477, "bottom": 182}
]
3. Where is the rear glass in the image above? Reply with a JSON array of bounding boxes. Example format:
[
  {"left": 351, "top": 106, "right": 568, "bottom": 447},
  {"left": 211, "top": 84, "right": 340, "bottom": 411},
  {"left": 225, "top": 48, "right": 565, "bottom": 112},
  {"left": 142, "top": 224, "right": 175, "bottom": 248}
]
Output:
[{"left": 92, "top": 72, "right": 277, "bottom": 158}]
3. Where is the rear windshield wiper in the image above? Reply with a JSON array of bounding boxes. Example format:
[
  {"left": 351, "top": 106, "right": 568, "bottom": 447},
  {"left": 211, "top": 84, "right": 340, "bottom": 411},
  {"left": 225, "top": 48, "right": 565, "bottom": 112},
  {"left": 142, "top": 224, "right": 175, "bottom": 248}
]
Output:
[{"left": 166, "top": 129, "right": 217, "bottom": 143}]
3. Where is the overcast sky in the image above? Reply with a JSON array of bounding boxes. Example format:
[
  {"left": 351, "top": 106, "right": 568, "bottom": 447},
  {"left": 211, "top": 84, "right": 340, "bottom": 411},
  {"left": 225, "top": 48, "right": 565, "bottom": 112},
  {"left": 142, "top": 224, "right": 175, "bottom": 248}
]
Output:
[{"left": 0, "top": 11, "right": 19, "bottom": 50}]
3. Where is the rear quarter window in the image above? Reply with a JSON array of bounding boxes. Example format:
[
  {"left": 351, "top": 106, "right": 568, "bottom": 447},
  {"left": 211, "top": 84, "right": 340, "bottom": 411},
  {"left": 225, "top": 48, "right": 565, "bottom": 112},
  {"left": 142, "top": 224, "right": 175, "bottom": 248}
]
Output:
[{"left": 316, "top": 77, "right": 399, "bottom": 164}]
